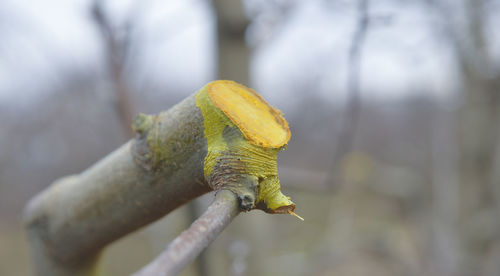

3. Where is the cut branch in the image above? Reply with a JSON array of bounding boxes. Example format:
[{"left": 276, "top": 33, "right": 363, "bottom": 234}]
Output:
[
  {"left": 325, "top": 0, "right": 370, "bottom": 186},
  {"left": 133, "top": 190, "right": 239, "bottom": 276},
  {"left": 24, "top": 81, "right": 295, "bottom": 276}
]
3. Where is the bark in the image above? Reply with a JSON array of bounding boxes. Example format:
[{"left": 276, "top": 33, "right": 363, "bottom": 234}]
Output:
[
  {"left": 24, "top": 95, "right": 211, "bottom": 275},
  {"left": 24, "top": 81, "right": 293, "bottom": 276},
  {"left": 132, "top": 190, "right": 239, "bottom": 276}
]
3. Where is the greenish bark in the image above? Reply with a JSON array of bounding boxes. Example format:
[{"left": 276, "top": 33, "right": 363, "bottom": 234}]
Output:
[
  {"left": 24, "top": 81, "right": 294, "bottom": 276},
  {"left": 24, "top": 95, "right": 211, "bottom": 275}
]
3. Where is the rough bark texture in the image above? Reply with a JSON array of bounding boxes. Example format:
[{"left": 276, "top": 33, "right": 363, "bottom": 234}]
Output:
[
  {"left": 132, "top": 190, "right": 239, "bottom": 276},
  {"left": 24, "top": 95, "right": 211, "bottom": 275},
  {"left": 24, "top": 81, "right": 293, "bottom": 276}
]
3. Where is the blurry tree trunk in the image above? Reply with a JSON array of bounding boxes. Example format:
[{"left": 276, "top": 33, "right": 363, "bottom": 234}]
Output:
[
  {"left": 430, "top": 110, "right": 461, "bottom": 276},
  {"left": 212, "top": 0, "right": 250, "bottom": 85},
  {"left": 326, "top": 0, "right": 369, "bottom": 187},
  {"left": 458, "top": 0, "right": 500, "bottom": 207},
  {"left": 451, "top": 0, "right": 500, "bottom": 274},
  {"left": 424, "top": 0, "right": 500, "bottom": 274}
]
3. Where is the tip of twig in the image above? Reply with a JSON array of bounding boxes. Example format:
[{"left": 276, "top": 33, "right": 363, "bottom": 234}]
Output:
[{"left": 288, "top": 210, "right": 304, "bottom": 221}]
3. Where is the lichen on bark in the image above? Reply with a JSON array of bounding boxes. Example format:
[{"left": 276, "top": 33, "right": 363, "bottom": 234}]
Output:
[{"left": 23, "top": 80, "right": 298, "bottom": 276}]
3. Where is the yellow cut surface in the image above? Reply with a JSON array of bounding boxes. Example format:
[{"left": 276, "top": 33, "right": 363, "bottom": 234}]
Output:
[
  {"left": 196, "top": 80, "right": 295, "bottom": 214},
  {"left": 207, "top": 80, "right": 290, "bottom": 148}
]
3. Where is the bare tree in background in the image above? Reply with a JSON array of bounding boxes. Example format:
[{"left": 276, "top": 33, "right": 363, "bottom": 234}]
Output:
[
  {"left": 326, "top": 0, "right": 370, "bottom": 187},
  {"left": 24, "top": 78, "right": 295, "bottom": 276},
  {"left": 427, "top": 0, "right": 500, "bottom": 274},
  {"left": 91, "top": 0, "right": 137, "bottom": 138},
  {"left": 457, "top": 1, "right": 500, "bottom": 273},
  {"left": 212, "top": 0, "right": 250, "bottom": 85}
]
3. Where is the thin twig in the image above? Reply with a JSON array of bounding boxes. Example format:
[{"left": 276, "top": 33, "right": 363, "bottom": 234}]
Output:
[
  {"left": 186, "top": 200, "right": 210, "bottom": 276},
  {"left": 325, "top": 0, "right": 370, "bottom": 186},
  {"left": 133, "top": 190, "right": 240, "bottom": 276}
]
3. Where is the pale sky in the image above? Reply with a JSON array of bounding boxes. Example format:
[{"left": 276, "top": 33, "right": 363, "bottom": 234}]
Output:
[{"left": 2, "top": 0, "right": 498, "bottom": 108}]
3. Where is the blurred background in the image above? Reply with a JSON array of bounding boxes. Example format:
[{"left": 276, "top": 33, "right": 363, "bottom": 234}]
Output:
[{"left": 1, "top": 0, "right": 500, "bottom": 275}]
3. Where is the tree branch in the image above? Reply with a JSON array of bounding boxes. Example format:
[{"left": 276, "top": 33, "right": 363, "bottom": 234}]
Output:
[
  {"left": 325, "top": 0, "right": 370, "bottom": 186},
  {"left": 91, "top": 0, "right": 136, "bottom": 138},
  {"left": 133, "top": 190, "right": 239, "bottom": 276},
  {"left": 23, "top": 95, "right": 211, "bottom": 276},
  {"left": 24, "top": 81, "right": 294, "bottom": 276}
]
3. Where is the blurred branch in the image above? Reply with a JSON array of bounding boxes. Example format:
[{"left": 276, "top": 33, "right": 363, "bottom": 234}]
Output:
[
  {"left": 212, "top": 0, "right": 250, "bottom": 84},
  {"left": 426, "top": 0, "right": 500, "bottom": 273},
  {"left": 430, "top": 110, "right": 462, "bottom": 276},
  {"left": 186, "top": 199, "right": 210, "bottom": 276},
  {"left": 428, "top": 0, "right": 500, "bottom": 193},
  {"left": 92, "top": 5, "right": 215, "bottom": 275},
  {"left": 490, "top": 114, "right": 500, "bottom": 213},
  {"left": 426, "top": 0, "right": 491, "bottom": 78},
  {"left": 91, "top": 0, "right": 136, "bottom": 138},
  {"left": 133, "top": 190, "right": 240, "bottom": 276},
  {"left": 325, "top": 0, "right": 370, "bottom": 186}
]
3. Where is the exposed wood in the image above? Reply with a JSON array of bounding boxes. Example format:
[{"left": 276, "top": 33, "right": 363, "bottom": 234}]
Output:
[
  {"left": 24, "top": 81, "right": 293, "bottom": 276},
  {"left": 196, "top": 81, "right": 294, "bottom": 214}
]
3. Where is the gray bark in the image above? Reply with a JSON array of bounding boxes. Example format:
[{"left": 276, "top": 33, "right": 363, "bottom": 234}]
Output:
[
  {"left": 133, "top": 190, "right": 239, "bottom": 276},
  {"left": 24, "top": 94, "right": 211, "bottom": 275}
]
